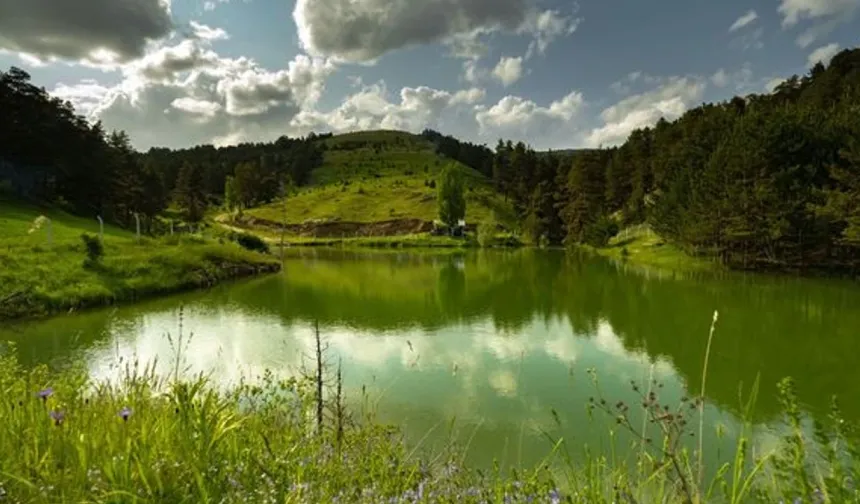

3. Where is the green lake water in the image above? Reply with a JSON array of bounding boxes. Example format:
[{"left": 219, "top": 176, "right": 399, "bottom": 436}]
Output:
[{"left": 3, "top": 248, "right": 860, "bottom": 472}]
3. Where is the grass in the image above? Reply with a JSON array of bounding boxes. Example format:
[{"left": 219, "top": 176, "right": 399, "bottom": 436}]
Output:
[
  {"left": 0, "top": 199, "right": 280, "bottom": 321},
  {"left": 1, "top": 312, "right": 858, "bottom": 503},
  {"left": 247, "top": 176, "right": 513, "bottom": 227},
  {"left": 592, "top": 225, "right": 721, "bottom": 274},
  {"left": 238, "top": 130, "right": 517, "bottom": 237}
]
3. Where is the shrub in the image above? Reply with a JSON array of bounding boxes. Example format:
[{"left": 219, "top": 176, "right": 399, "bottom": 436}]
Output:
[
  {"left": 477, "top": 221, "right": 497, "bottom": 247},
  {"left": 232, "top": 232, "right": 269, "bottom": 254},
  {"left": 80, "top": 233, "right": 103, "bottom": 265},
  {"left": 584, "top": 216, "right": 620, "bottom": 247}
]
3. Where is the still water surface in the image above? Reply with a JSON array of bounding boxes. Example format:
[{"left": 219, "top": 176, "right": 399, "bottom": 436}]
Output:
[{"left": 4, "top": 248, "right": 859, "bottom": 471}]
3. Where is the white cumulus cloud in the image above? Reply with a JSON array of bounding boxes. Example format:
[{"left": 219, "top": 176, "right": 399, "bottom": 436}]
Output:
[
  {"left": 492, "top": 56, "right": 524, "bottom": 87},
  {"left": 807, "top": 43, "right": 840, "bottom": 67},
  {"left": 584, "top": 77, "right": 705, "bottom": 148}
]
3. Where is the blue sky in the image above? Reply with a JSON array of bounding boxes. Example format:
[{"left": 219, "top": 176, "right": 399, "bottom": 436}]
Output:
[{"left": 0, "top": 0, "right": 857, "bottom": 150}]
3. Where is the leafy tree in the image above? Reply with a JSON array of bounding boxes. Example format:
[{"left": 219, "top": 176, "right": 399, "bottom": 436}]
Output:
[
  {"left": 224, "top": 175, "right": 239, "bottom": 212},
  {"left": 437, "top": 165, "right": 466, "bottom": 230}
]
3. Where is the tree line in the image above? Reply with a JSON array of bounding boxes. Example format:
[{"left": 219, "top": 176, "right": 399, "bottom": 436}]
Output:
[
  {"left": 422, "top": 48, "right": 860, "bottom": 272},
  {"left": 1, "top": 66, "right": 324, "bottom": 228}
]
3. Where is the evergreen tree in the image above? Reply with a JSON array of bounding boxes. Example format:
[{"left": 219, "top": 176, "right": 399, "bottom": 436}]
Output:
[{"left": 175, "top": 161, "right": 207, "bottom": 223}]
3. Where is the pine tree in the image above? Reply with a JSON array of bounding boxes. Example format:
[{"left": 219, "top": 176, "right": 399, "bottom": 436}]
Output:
[{"left": 175, "top": 161, "right": 206, "bottom": 223}]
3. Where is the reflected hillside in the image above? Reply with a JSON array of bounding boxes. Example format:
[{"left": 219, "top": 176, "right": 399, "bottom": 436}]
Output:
[
  {"left": 232, "top": 248, "right": 568, "bottom": 333},
  {"left": 229, "top": 248, "right": 860, "bottom": 422}
]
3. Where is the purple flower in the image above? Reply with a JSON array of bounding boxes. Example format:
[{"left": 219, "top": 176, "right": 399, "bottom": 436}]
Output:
[
  {"left": 119, "top": 406, "right": 132, "bottom": 421},
  {"left": 38, "top": 388, "right": 53, "bottom": 401},
  {"left": 49, "top": 410, "right": 65, "bottom": 426},
  {"left": 549, "top": 488, "right": 561, "bottom": 504}
]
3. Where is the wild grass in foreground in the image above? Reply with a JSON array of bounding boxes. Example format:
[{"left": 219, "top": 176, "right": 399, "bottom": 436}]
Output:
[{"left": 1, "top": 313, "right": 859, "bottom": 503}]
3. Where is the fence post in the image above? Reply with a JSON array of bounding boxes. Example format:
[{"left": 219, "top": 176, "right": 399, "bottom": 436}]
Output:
[
  {"left": 134, "top": 213, "right": 141, "bottom": 242},
  {"left": 97, "top": 215, "right": 104, "bottom": 241}
]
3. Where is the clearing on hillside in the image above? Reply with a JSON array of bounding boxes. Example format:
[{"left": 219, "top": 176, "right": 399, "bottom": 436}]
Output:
[{"left": 243, "top": 130, "right": 517, "bottom": 230}]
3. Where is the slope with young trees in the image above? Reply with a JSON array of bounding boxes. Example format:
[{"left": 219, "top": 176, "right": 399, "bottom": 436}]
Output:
[{"left": 0, "top": 67, "right": 280, "bottom": 321}]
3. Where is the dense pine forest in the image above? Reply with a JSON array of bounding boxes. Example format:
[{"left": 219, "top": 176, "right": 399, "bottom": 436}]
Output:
[
  {"left": 422, "top": 48, "right": 860, "bottom": 272},
  {"left": 3, "top": 47, "right": 860, "bottom": 273}
]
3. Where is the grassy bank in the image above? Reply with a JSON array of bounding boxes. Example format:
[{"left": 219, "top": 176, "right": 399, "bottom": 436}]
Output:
[
  {"left": 591, "top": 225, "right": 721, "bottom": 274},
  {"left": 0, "top": 200, "right": 280, "bottom": 321},
  {"left": 214, "top": 219, "right": 524, "bottom": 250}
]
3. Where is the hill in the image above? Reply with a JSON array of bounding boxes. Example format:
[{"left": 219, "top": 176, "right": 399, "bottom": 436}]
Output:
[{"left": 225, "top": 130, "right": 518, "bottom": 240}]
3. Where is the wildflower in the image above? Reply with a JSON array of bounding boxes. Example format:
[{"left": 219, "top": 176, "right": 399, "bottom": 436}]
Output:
[
  {"left": 119, "top": 406, "right": 132, "bottom": 421},
  {"left": 38, "top": 388, "right": 53, "bottom": 402},
  {"left": 49, "top": 410, "right": 65, "bottom": 426}
]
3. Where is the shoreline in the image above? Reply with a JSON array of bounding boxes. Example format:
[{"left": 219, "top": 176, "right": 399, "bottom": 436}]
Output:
[{"left": 0, "top": 239, "right": 282, "bottom": 323}]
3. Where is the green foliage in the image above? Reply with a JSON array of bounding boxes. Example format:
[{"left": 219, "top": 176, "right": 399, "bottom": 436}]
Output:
[
  {"left": 1, "top": 67, "right": 170, "bottom": 228},
  {"left": 583, "top": 215, "right": 619, "bottom": 247},
  {"left": 477, "top": 220, "right": 498, "bottom": 247},
  {"left": 80, "top": 233, "right": 104, "bottom": 265},
  {"left": 224, "top": 175, "right": 239, "bottom": 212},
  {"left": 230, "top": 231, "right": 270, "bottom": 254},
  {"left": 437, "top": 165, "right": 466, "bottom": 229},
  {"left": 547, "top": 48, "right": 860, "bottom": 272},
  {"left": 174, "top": 161, "right": 207, "bottom": 223}
]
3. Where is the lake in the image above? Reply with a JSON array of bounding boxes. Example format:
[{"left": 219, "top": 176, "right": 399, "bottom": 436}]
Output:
[{"left": 3, "top": 247, "right": 859, "bottom": 474}]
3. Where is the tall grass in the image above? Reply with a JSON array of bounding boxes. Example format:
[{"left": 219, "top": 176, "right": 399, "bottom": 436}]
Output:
[{"left": 1, "top": 312, "right": 859, "bottom": 503}]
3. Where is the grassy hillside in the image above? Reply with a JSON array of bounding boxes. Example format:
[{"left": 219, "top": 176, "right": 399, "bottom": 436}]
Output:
[
  {"left": 0, "top": 198, "right": 279, "bottom": 321},
  {"left": 239, "top": 131, "right": 517, "bottom": 235}
]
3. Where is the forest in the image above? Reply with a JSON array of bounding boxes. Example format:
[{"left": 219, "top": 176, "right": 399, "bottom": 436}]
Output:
[
  {"left": 2, "top": 47, "right": 860, "bottom": 272},
  {"left": 423, "top": 48, "right": 860, "bottom": 272},
  {"left": 0, "top": 66, "right": 325, "bottom": 231}
]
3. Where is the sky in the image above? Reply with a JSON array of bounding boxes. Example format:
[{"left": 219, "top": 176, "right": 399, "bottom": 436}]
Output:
[{"left": 0, "top": 0, "right": 858, "bottom": 151}]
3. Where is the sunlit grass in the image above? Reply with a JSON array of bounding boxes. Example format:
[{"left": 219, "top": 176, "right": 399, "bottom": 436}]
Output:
[
  {"left": 593, "top": 225, "right": 721, "bottom": 274},
  {"left": 0, "top": 199, "right": 280, "bottom": 321},
  {"left": 245, "top": 177, "right": 514, "bottom": 228}
]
